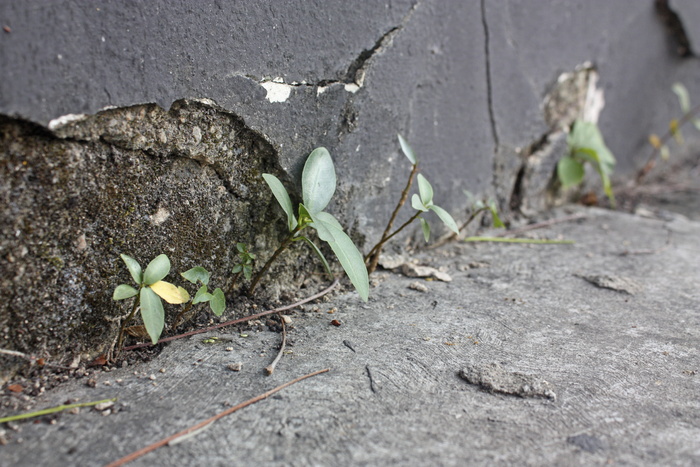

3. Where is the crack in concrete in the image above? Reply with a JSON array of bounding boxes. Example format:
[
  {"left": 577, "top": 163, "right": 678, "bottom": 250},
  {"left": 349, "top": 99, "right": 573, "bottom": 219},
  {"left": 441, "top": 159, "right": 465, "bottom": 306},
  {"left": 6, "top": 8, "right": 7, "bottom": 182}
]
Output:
[
  {"left": 480, "top": 0, "right": 499, "bottom": 150},
  {"left": 655, "top": 0, "right": 694, "bottom": 57},
  {"left": 258, "top": 2, "right": 418, "bottom": 98}
]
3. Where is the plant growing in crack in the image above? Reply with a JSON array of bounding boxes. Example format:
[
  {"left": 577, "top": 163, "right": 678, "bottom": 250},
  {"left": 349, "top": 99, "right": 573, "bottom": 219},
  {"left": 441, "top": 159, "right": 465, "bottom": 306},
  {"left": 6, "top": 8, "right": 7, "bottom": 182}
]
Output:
[
  {"left": 228, "top": 243, "right": 256, "bottom": 293},
  {"left": 172, "top": 266, "right": 226, "bottom": 329},
  {"left": 639, "top": 82, "right": 700, "bottom": 182},
  {"left": 365, "top": 134, "right": 459, "bottom": 274},
  {"left": 112, "top": 254, "right": 189, "bottom": 350},
  {"left": 557, "top": 119, "right": 616, "bottom": 207},
  {"left": 250, "top": 147, "right": 369, "bottom": 301}
]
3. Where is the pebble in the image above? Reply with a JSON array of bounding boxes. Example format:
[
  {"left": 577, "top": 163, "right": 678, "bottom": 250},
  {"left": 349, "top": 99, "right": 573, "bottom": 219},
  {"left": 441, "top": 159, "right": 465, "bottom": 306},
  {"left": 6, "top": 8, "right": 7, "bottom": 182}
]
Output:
[{"left": 408, "top": 281, "right": 428, "bottom": 292}]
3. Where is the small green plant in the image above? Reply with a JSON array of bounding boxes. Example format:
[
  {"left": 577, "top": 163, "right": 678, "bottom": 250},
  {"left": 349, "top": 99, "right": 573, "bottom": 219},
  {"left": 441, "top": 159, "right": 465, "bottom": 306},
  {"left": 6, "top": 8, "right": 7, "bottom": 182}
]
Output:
[
  {"left": 253, "top": 148, "right": 369, "bottom": 301},
  {"left": 365, "top": 134, "right": 459, "bottom": 273},
  {"left": 172, "top": 266, "right": 226, "bottom": 328},
  {"left": 228, "top": 243, "right": 255, "bottom": 294},
  {"left": 113, "top": 254, "right": 189, "bottom": 347},
  {"left": 462, "top": 191, "right": 504, "bottom": 230},
  {"left": 640, "top": 82, "right": 700, "bottom": 182},
  {"left": 557, "top": 119, "right": 616, "bottom": 207}
]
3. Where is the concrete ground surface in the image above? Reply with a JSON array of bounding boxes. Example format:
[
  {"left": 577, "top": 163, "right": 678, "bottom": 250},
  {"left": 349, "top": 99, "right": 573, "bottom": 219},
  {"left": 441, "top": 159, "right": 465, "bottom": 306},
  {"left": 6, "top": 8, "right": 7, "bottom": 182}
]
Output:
[{"left": 1, "top": 205, "right": 699, "bottom": 466}]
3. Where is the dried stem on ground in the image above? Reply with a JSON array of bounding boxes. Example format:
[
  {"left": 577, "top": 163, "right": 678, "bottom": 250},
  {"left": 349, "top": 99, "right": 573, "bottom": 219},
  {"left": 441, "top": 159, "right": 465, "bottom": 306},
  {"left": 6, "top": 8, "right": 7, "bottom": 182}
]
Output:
[{"left": 105, "top": 368, "right": 330, "bottom": 467}]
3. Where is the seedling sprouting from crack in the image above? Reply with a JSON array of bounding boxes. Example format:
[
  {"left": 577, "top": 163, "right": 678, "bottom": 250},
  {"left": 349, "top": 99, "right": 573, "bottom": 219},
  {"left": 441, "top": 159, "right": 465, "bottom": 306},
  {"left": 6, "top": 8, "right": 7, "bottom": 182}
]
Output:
[
  {"left": 639, "top": 82, "right": 700, "bottom": 182},
  {"left": 365, "top": 134, "right": 459, "bottom": 274},
  {"left": 113, "top": 254, "right": 189, "bottom": 349},
  {"left": 557, "top": 120, "right": 616, "bottom": 207},
  {"left": 228, "top": 243, "right": 256, "bottom": 293},
  {"left": 251, "top": 148, "right": 369, "bottom": 301}
]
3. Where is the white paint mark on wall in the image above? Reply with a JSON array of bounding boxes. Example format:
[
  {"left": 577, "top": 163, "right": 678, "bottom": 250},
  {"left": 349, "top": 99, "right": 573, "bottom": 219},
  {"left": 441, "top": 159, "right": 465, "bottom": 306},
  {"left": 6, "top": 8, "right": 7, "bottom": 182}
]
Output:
[{"left": 260, "top": 78, "right": 292, "bottom": 103}]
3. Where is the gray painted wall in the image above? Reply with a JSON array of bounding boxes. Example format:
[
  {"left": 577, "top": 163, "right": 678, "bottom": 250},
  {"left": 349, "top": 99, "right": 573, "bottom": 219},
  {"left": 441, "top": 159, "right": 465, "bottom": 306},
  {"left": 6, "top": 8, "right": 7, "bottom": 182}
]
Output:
[{"left": 1, "top": 0, "right": 699, "bottom": 363}]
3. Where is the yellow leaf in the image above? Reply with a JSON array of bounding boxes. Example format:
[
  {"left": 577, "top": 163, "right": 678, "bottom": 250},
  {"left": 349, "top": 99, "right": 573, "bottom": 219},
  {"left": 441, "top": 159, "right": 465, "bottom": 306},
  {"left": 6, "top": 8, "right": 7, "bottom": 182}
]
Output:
[
  {"left": 669, "top": 119, "right": 684, "bottom": 145},
  {"left": 149, "top": 281, "right": 189, "bottom": 304},
  {"left": 648, "top": 134, "right": 661, "bottom": 149},
  {"left": 177, "top": 286, "right": 190, "bottom": 303},
  {"left": 660, "top": 145, "right": 671, "bottom": 161}
]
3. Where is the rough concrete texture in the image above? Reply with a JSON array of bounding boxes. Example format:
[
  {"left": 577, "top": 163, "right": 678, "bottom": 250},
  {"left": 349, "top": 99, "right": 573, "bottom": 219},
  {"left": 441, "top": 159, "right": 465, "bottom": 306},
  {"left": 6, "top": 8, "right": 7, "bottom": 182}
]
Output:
[
  {"left": 2, "top": 1, "right": 700, "bottom": 383},
  {"left": 1, "top": 206, "right": 698, "bottom": 466},
  {"left": 0, "top": 100, "right": 313, "bottom": 378},
  {"left": 2, "top": 1, "right": 700, "bottom": 220}
]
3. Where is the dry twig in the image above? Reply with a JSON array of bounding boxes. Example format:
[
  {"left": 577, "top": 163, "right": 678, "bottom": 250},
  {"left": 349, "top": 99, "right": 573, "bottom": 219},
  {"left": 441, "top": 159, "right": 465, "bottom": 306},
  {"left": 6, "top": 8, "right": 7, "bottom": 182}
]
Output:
[{"left": 105, "top": 368, "right": 330, "bottom": 467}]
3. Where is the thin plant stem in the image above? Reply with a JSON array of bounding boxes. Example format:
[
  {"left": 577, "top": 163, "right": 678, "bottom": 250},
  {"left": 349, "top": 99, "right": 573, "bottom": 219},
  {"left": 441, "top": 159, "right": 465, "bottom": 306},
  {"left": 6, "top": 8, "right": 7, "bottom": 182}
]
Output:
[
  {"left": 464, "top": 236, "right": 574, "bottom": 244},
  {"left": 105, "top": 369, "right": 330, "bottom": 467},
  {"left": 365, "top": 164, "right": 418, "bottom": 274},
  {"left": 122, "top": 279, "right": 339, "bottom": 351},
  {"left": 248, "top": 225, "right": 302, "bottom": 296},
  {"left": 0, "top": 398, "right": 117, "bottom": 424},
  {"left": 636, "top": 101, "right": 700, "bottom": 183},
  {"left": 429, "top": 206, "right": 490, "bottom": 249},
  {"left": 366, "top": 211, "right": 422, "bottom": 274},
  {"left": 171, "top": 301, "right": 194, "bottom": 330},
  {"left": 116, "top": 294, "right": 141, "bottom": 354}
]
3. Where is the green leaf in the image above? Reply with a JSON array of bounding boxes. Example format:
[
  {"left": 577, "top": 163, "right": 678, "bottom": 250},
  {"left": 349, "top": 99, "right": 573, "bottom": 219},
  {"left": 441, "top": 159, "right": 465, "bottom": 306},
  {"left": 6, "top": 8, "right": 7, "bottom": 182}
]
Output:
[
  {"left": 209, "top": 288, "right": 226, "bottom": 316},
  {"left": 411, "top": 193, "right": 428, "bottom": 212},
  {"left": 302, "top": 147, "right": 336, "bottom": 214},
  {"left": 428, "top": 204, "right": 459, "bottom": 234},
  {"left": 143, "top": 254, "right": 170, "bottom": 286},
  {"left": 140, "top": 287, "right": 165, "bottom": 345},
  {"left": 309, "top": 211, "right": 369, "bottom": 302},
  {"left": 488, "top": 200, "right": 505, "bottom": 228},
  {"left": 120, "top": 254, "right": 142, "bottom": 284},
  {"left": 692, "top": 118, "right": 700, "bottom": 131},
  {"left": 298, "top": 236, "right": 333, "bottom": 277},
  {"left": 397, "top": 133, "right": 417, "bottom": 165},
  {"left": 193, "top": 285, "right": 212, "bottom": 304},
  {"left": 231, "top": 264, "right": 243, "bottom": 274},
  {"left": 557, "top": 156, "right": 585, "bottom": 187},
  {"left": 416, "top": 174, "right": 434, "bottom": 206},
  {"left": 236, "top": 243, "right": 247, "bottom": 253},
  {"left": 568, "top": 120, "right": 615, "bottom": 175},
  {"left": 243, "top": 264, "right": 253, "bottom": 280},
  {"left": 672, "top": 82, "right": 691, "bottom": 114},
  {"left": 660, "top": 144, "right": 671, "bottom": 161},
  {"left": 181, "top": 267, "right": 210, "bottom": 286},
  {"left": 419, "top": 217, "right": 430, "bottom": 242},
  {"left": 262, "top": 173, "right": 298, "bottom": 231},
  {"left": 113, "top": 284, "right": 138, "bottom": 301},
  {"left": 304, "top": 204, "right": 339, "bottom": 242}
]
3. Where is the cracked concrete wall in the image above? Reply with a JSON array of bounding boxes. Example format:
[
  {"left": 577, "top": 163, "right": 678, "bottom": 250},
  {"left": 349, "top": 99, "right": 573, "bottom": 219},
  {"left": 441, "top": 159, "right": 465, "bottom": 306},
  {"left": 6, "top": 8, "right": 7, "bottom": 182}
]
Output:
[{"left": 1, "top": 0, "right": 700, "bottom": 364}]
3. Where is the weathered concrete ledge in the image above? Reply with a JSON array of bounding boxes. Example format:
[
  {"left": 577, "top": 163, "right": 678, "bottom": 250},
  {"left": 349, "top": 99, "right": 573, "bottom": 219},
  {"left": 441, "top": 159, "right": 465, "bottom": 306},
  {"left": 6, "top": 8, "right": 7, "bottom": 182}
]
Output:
[{"left": 1, "top": 206, "right": 698, "bottom": 465}]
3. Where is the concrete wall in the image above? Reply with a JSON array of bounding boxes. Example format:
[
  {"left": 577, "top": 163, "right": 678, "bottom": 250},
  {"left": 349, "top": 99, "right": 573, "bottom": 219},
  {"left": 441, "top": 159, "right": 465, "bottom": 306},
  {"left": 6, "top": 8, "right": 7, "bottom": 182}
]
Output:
[{"left": 1, "top": 0, "right": 699, "bottom": 365}]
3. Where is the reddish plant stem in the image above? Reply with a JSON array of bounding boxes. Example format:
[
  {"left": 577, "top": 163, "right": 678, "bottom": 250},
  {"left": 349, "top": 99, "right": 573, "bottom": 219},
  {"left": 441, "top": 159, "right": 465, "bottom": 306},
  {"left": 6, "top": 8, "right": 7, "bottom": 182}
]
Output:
[
  {"left": 366, "top": 210, "right": 422, "bottom": 274},
  {"left": 365, "top": 164, "right": 418, "bottom": 274},
  {"left": 105, "top": 368, "right": 330, "bottom": 467},
  {"left": 248, "top": 225, "right": 302, "bottom": 296},
  {"left": 122, "top": 279, "right": 339, "bottom": 351}
]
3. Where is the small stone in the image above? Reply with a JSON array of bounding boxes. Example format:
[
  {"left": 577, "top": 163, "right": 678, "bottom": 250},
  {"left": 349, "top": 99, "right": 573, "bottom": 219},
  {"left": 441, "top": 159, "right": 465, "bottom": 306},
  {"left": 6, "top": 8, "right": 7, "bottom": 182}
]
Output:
[
  {"left": 94, "top": 401, "right": 114, "bottom": 411},
  {"left": 225, "top": 347, "right": 234, "bottom": 352},
  {"left": 227, "top": 363, "right": 242, "bottom": 372},
  {"left": 101, "top": 409, "right": 112, "bottom": 417},
  {"left": 408, "top": 281, "right": 428, "bottom": 293},
  {"left": 148, "top": 374, "right": 156, "bottom": 381},
  {"left": 68, "top": 408, "right": 80, "bottom": 415},
  {"left": 85, "top": 379, "right": 97, "bottom": 388},
  {"left": 159, "top": 368, "right": 166, "bottom": 373}
]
